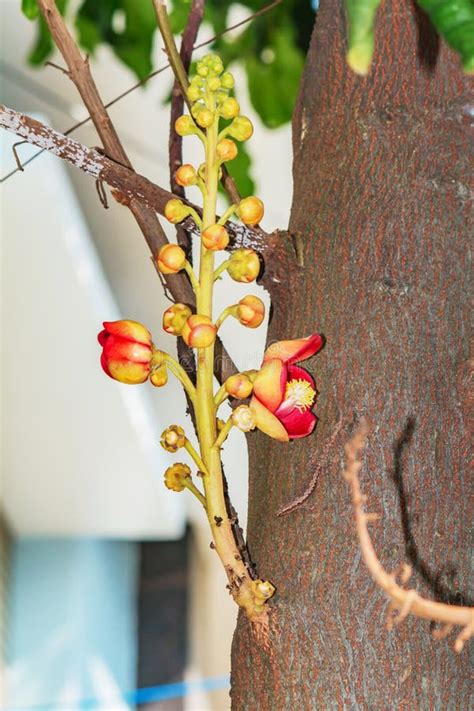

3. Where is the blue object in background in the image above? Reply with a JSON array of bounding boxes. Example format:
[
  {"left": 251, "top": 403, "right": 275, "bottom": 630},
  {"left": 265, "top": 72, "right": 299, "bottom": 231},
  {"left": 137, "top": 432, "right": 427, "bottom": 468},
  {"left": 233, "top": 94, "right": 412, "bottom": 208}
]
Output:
[{"left": 6, "top": 539, "right": 138, "bottom": 710}]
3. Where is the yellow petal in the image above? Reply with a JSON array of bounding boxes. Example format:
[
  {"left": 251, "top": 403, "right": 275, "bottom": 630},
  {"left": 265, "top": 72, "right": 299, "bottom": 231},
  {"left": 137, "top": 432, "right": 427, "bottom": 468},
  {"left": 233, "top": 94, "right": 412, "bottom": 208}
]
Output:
[
  {"left": 253, "top": 360, "right": 285, "bottom": 412},
  {"left": 250, "top": 396, "right": 288, "bottom": 442}
]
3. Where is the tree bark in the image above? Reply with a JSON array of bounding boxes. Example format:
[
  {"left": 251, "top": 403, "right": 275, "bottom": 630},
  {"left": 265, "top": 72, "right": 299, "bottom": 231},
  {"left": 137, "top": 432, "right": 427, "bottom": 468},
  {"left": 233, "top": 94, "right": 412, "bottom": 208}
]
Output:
[{"left": 231, "top": 0, "right": 473, "bottom": 708}]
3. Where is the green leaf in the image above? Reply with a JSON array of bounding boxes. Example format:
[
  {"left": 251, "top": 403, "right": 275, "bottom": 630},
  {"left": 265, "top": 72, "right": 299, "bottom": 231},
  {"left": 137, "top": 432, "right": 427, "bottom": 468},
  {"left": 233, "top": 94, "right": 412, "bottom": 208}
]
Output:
[
  {"left": 22, "top": 0, "right": 39, "bottom": 21},
  {"left": 416, "top": 0, "right": 474, "bottom": 73},
  {"left": 27, "top": 0, "right": 68, "bottom": 66},
  {"left": 245, "top": 24, "right": 305, "bottom": 128},
  {"left": 75, "top": 0, "right": 119, "bottom": 53},
  {"left": 111, "top": 0, "right": 156, "bottom": 80},
  {"left": 219, "top": 140, "right": 255, "bottom": 200},
  {"left": 344, "top": 0, "right": 383, "bottom": 75}
]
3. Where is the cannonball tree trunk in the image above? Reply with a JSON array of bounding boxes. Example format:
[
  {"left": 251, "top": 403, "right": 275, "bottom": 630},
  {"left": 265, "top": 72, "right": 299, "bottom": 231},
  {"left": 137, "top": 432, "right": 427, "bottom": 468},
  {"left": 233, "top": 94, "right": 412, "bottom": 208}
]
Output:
[{"left": 231, "top": 0, "right": 472, "bottom": 707}]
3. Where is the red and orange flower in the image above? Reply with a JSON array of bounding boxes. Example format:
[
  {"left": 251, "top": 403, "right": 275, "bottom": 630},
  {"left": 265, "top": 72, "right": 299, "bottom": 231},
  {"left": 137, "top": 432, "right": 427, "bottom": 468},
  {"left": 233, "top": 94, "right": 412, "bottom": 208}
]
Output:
[
  {"left": 250, "top": 334, "right": 323, "bottom": 442},
  {"left": 98, "top": 320, "right": 153, "bottom": 384}
]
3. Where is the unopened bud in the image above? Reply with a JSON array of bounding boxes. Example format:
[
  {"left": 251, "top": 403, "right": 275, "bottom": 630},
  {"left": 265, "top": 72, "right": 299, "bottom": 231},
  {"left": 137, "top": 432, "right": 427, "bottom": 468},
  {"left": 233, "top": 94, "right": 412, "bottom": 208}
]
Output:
[
  {"left": 156, "top": 243, "right": 186, "bottom": 274},
  {"left": 175, "top": 115, "right": 197, "bottom": 136},
  {"left": 228, "top": 116, "right": 253, "bottom": 142},
  {"left": 220, "top": 71, "right": 234, "bottom": 89},
  {"left": 220, "top": 97, "right": 239, "bottom": 120},
  {"left": 225, "top": 374, "right": 253, "bottom": 399},
  {"left": 164, "top": 198, "right": 191, "bottom": 225},
  {"left": 161, "top": 425, "right": 186, "bottom": 453},
  {"left": 163, "top": 303, "right": 192, "bottom": 335},
  {"left": 237, "top": 295, "right": 265, "bottom": 328},
  {"left": 237, "top": 196, "right": 264, "bottom": 226},
  {"left": 187, "top": 84, "right": 201, "bottom": 103},
  {"left": 202, "top": 224, "right": 229, "bottom": 251},
  {"left": 194, "top": 107, "right": 214, "bottom": 128},
  {"left": 216, "top": 139, "right": 238, "bottom": 162},
  {"left": 182, "top": 315, "right": 216, "bottom": 348},
  {"left": 232, "top": 405, "right": 256, "bottom": 432},
  {"left": 175, "top": 164, "right": 197, "bottom": 187},
  {"left": 227, "top": 248, "right": 260, "bottom": 283},
  {"left": 150, "top": 364, "right": 168, "bottom": 387}
]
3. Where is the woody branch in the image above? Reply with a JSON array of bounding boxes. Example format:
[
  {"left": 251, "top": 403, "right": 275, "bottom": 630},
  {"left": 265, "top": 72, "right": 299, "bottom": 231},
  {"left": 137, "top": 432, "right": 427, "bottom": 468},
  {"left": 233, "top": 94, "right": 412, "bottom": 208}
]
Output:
[{"left": 343, "top": 420, "right": 474, "bottom": 653}]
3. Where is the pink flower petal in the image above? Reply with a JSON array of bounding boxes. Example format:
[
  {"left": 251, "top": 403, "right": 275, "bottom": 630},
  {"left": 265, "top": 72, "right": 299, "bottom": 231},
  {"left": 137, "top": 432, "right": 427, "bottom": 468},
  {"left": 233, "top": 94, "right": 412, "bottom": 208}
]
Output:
[
  {"left": 264, "top": 333, "right": 323, "bottom": 365},
  {"left": 277, "top": 408, "right": 317, "bottom": 439}
]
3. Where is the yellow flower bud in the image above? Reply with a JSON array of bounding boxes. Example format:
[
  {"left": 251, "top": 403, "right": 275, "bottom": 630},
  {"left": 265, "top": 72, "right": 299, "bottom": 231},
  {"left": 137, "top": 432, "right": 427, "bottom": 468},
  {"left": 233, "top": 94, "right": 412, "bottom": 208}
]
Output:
[
  {"left": 220, "top": 97, "right": 240, "bottom": 120},
  {"left": 237, "top": 295, "right": 265, "bottom": 328},
  {"left": 197, "top": 64, "right": 209, "bottom": 78},
  {"left": 187, "top": 84, "right": 201, "bottom": 103},
  {"left": 201, "top": 224, "right": 229, "bottom": 251},
  {"left": 175, "top": 164, "right": 197, "bottom": 187},
  {"left": 150, "top": 364, "right": 168, "bottom": 387},
  {"left": 164, "top": 199, "right": 190, "bottom": 225},
  {"left": 216, "top": 139, "right": 238, "bottom": 162},
  {"left": 228, "top": 116, "right": 253, "bottom": 141},
  {"left": 160, "top": 425, "right": 186, "bottom": 453},
  {"left": 164, "top": 463, "right": 191, "bottom": 492},
  {"left": 227, "top": 248, "right": 260, "bottom": 283},
  {"left": 220, "top": 71, "right": 234, "bottom": 89},
  {"left": 163, "top": 303, "right": 192, "bottom": 335},
  {"left": 207, "top": 76, "right": 221, "bottom": 91},
  {"left": 156, "top": 243, "right": 187, "bottom": 274},
  {"left": 232, "top": 405, "right": 256, "bottom": 432},
  {"left": 175, "top": 115, "right": 197, "bottom": 136},
  {"left": 195, "top": 108, "right": 214, "bottom": 128},
  {"left": 181, "top": 315, "right": 217, "bottom": 348},
  {"left": 237, "top": 196, "right": 264, "bottom": 226},
  {"left": 225, "top": 374, "right": 253, "bottom": 399}
]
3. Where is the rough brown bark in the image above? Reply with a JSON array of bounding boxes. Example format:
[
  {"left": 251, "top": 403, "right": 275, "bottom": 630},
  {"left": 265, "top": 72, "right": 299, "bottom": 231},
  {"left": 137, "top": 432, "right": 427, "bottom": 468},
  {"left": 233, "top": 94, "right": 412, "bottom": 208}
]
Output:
[{"left": 231, "top": 0, "right": 473, "bottom": 708}]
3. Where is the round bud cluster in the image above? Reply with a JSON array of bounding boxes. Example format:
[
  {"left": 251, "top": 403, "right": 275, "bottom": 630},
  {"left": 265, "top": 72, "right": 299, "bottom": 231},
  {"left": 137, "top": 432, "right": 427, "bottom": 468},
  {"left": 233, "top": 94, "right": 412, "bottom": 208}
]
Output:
[
  {"left": 237, "top": 295, "right": 265, "bottom": 328},
  {"left": 202, "top": 224, "right": 229, "bottom": 251},
  {"left": 164, "top": 198, "right": 191, "bottom": 225},
  {"left": 163, "top": 303, "right": 192, "bottom": 336},
  {"left": 150, "top": 364, "right": 168, "bottom": 388},
  {"left": 156, "top": 243, "right": 186, "bottom": 274},
  {"left": 227, "top": 248, "right": 260, "bottom": 283},
  {"left": 161, "top": 424, "right": 186, "bottom": 453},
  {"left": 175, "top": 164, "right": 197, "bottom": 187},
  {"left": 232, "top": 405, "right": 256, "bottom": 432},
  {"left": 164, "top": 463, "right": 191, "bottom": 492},
  {"left": 182, "top": 315, "right": 217, "bottom": 348},
  {"left": 237, "top": 196, "right": 264, "bottom": 226},
  {"left": 225, "top": 373, "right": 253, "bottom": 400}
]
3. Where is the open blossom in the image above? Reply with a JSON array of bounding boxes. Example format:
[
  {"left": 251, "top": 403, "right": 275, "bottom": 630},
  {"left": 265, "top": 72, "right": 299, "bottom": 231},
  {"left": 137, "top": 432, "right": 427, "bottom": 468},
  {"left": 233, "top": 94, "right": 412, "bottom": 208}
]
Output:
[
  {"left": 250, "top": 334, "right": 323, "bottom": 441},
  {"left": 98, "top": 320, "right": 153, "bottom": 384}
]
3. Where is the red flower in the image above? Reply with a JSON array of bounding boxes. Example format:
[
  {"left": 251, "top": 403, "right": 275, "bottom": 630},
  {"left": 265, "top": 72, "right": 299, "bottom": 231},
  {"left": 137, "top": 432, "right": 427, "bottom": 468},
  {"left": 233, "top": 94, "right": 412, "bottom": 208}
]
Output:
[
  {"left": 98, "top": 320, "right": 153, "bottom": 384},
  {"left": 249, "top": 334, "right": 323, "bottom": 442}
]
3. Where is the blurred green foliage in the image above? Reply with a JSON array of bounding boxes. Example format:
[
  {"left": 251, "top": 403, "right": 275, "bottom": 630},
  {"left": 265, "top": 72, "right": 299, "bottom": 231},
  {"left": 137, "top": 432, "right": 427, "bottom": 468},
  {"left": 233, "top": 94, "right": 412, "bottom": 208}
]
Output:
[{"left": 22, "top": 1, "right": 314, "bottom": 195}]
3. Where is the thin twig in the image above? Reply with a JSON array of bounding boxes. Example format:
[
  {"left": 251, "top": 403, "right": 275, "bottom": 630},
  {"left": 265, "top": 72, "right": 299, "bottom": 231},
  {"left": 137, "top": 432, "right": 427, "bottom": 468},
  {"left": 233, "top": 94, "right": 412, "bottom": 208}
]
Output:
[
  {"left": 11, "top": 140, "right": 27, "bottom": 171},
  {"left": 277, "top": 418, "right": 343, "bottom": 516},
  {"left": 343, "top": 419, "right": 474, "bottom": 652}
]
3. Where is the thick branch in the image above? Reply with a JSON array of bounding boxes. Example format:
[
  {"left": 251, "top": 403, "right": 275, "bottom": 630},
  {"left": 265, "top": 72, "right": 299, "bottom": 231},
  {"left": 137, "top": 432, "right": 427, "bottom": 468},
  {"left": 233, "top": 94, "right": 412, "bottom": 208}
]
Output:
[{"left": 343, "top": 421, "right": 474, "bottom": 652}]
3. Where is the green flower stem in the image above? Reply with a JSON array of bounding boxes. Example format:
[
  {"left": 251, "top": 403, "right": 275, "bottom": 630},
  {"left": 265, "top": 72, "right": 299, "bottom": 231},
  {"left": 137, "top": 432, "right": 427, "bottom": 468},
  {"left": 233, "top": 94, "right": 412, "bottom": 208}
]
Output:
[
  {"left": 213, "top": 259, "right": 231, "bottom": 281},
  {"left": 217, "top": 204, "right": 237, "bottom": 226},
  {"left": 187, "top": 206, "right": 203, "bottom": 229},
  {"left": 184, "top": 438, "right": 209, "bottom": 474},
  {"left": 213, "top": 417, "right": 234, "bottom": 450},
  {"left": 193, "top": 96, "right": 266, "bottom": 619},
  {"left": 214, "top": 306, "right": 234, "bottom": 331},
  {"left": 183, "top": 478, "right": 207, "bottom": 509},
  {"left": 162, "top": 354, "right": 197, "bottom": 406},
  {"left": 214, "top": 383, "right": 228, "bottom": 408},
  {"left": 183, "top": 260, "right": 200, "bottom": 295}
]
